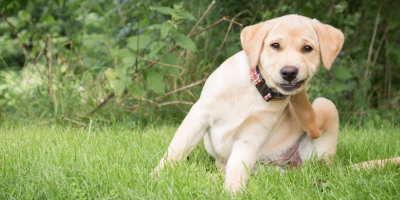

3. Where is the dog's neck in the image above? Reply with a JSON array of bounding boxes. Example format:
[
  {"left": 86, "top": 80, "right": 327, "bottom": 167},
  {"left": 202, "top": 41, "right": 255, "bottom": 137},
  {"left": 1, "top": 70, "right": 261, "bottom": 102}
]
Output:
[{"left": 251, "top": 66, "right": 288, "bottom": 102}]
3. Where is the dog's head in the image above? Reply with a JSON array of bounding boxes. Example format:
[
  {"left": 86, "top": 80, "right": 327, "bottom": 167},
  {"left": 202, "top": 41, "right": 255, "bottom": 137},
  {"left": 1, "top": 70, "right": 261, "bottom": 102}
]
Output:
[{"left": 241, "top": 15, "right": 344, "bottom": 95}]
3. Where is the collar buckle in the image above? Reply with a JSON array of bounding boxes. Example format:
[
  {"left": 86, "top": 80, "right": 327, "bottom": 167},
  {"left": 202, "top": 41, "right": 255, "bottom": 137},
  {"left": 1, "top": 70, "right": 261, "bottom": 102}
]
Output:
[{"left": 265, "top": 88, "right": 275, "bottom": 102}]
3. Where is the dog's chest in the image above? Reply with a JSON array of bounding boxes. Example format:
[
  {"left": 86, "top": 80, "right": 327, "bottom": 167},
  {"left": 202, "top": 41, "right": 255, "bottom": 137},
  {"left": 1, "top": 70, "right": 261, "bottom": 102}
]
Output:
[
  {"left": 205, "top": 97, "right": 289, "bottom": 159},
  {"left": 200, "top": 51, "right": 291, "bottom": 160}
]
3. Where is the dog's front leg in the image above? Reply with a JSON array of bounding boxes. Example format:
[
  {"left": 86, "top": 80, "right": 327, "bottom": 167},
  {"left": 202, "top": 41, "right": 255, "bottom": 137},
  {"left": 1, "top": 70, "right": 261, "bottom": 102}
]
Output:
[
  {"left": 290, "top": 90, "right": 326, "bottom": 139},
  {"left": 154, "top": 103, "right": 210, "bottom": 172},
  {"left": 224, "top": 140, "right": 258, "bottom": 193}
]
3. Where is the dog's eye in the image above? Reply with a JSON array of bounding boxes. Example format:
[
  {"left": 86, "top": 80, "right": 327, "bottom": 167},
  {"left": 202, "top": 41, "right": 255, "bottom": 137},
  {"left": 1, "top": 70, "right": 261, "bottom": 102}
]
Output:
[
  {"left": 302, "top": 45, "right": 313, "bottom": 53},
  {"left": 271, "top": 43, "right": 280, "bottom": 50}
]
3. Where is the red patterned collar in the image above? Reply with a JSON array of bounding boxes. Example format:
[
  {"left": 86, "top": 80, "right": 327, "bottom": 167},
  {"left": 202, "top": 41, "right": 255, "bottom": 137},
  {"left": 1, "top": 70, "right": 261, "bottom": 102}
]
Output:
[{"left": 251, "top": 66, "right": 288, "bottom": 102}]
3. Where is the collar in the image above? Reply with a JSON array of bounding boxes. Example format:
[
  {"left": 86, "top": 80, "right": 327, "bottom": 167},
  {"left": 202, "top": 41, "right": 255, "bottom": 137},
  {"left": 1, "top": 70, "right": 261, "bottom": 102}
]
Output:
[{"left": 251, "top": 66, "right": 288, "bottom": 102}]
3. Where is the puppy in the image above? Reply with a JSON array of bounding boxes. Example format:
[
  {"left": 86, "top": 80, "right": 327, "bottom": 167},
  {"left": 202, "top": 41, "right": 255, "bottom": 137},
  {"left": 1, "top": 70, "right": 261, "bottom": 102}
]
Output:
[{"left": 154, "top": 15, "right": 345, "bottom": 192}]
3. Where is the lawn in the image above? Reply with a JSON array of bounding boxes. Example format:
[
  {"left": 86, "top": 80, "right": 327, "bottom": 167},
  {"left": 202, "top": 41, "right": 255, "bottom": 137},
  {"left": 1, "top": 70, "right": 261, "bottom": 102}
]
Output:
[{"left": 0, "top": 121, "right": 399, "bottom": 199}]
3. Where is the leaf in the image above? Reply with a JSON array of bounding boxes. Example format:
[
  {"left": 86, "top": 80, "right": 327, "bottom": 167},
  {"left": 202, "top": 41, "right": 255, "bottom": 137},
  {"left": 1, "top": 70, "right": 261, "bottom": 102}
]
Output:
[
  {"left": 114, "top": 76, "right": 132, "bottom": 97},
  {"left": 105, "top": 65, "right": 133, "bottom": 97},
  {"left": 129, "top": 83, "right": 145, "bottom": 98},
  {"left": 127, "top": 35, "right": 151, "bottom": 50},
  {"left": 348, "top": 80, "right": 356, "bottom": 91},
  {"left": 332, "top": 65, "right": 352, "bottom": 80},
  {"left": 146, "top": 72, "right": 165, "bottom": 95},
  {"left": 160, "top": 54, "right": 179, "bottom": 65},
  {"left": 227, "top": 46, "right": 241, "bottom": 57},
  {"left": 40, "top": 13, "right": 56, "bottom": 23},
  {"left": 150, "top": 42, "right": 166, "bottom": 57},
  {"left": 301, "top": 7, "right": 314, "bottom": 17},
  {"left": 147, "top": 24, "right": 162, "bottom": 30},
  {"left": 160, "top": 54, "right": 180, "bottom": 76},
  {"left": 86, "top": 24, "right": 104, "bottom": 34},
  {"left": 112, "top": 49, "right": 137, "bottom": 67},
  {"left": 112, "top": 49, "right": 135, "bottom": 59},
  {"left": 53, "top": 0, "right": 60, "bottom": 6},
  {"left": 170, "top": 29, "right": 197, "bottom": 52},
  {"left": 331, "top": 79, "right": 348, "bottom": 92},
  {"left": 104, "top": 68, "right": 118, "bottom": 89},
  {"left": 19, "top": 10, "right": 31, "bottom": 20},
  {"left": 374, "top": 114, "right": 381, "bottom": 124},
  {"left": 150, "top": 6, "right": 174, "bottom": 15},
  {"left": 123, "top": 59, "right": 136, "bottom": 69},
  {"left": 161, "top": 21, "right": 173, "bottom": 39},
  {"left": 354, "top": 89, "right": 366, "bottom": 102},
  {"left": 178, "top": 11, "right": 196, "bottom": 20},
  {"left": 90, "top": 4, "right": 102, "bottom": 13},
  {"left": 115, "top": 64, "right": 127, "bottom": 78}
]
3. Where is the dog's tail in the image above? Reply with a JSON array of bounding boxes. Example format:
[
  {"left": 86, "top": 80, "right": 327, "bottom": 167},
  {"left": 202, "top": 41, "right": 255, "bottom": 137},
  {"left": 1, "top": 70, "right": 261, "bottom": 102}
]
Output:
[{"left": 353, "top": 157, "right": 400, "bottom": 169}]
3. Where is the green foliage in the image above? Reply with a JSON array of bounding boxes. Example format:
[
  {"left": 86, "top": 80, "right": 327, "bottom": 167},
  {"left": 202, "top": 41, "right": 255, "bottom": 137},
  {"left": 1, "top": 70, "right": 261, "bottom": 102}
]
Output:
[
  {"left": 0, "top": 0, "right": 399, "bottom": 125},
  {"left": 170, "top": 28, "right": 198, "bottom": 52},
  {"left": 127, "top": 35, "right": 151, "bottom": 51},
  {"left": 147, "top": 72, "right": 165, "bottom": 95},
  {"left": 160, "top": 21, "right": 173, "bottom": 39}
]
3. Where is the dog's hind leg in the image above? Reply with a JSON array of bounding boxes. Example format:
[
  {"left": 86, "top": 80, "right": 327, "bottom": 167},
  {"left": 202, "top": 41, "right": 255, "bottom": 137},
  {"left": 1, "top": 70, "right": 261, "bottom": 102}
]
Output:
[
  {"left": 298, "top": 97, "right": 339, "bottom": 164},
  {"left": 154, "top": 103, "right": 210, "bottom": 172}
]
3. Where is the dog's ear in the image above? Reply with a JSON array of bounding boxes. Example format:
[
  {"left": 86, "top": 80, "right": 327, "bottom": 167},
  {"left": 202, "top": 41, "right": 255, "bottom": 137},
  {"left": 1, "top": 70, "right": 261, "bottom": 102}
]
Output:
[
  {"left": 240, "top": 22, "right": 272, "bottom": 69},
  {"left": 312, "top": 19, "right": 345, "bottom": 70}
]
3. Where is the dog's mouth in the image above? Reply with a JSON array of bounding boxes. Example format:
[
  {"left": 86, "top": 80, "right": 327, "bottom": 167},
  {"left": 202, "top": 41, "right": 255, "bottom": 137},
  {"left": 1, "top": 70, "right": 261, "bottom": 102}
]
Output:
[{"left": 276, "top": 80, "right": 306, "bottom": 92}]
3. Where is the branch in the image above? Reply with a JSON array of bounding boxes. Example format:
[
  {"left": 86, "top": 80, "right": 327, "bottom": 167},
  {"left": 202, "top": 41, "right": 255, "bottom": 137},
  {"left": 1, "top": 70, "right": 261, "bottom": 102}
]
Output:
[
  {"left": 88, "top": 1, "right": 243, "bottom": 115},
  {"left": 190, "top": 17, "right": 243, "bottom": 38},
  {"left": 339, "top": 111, "right": 368, "bottom": 115},
  {"left": 210, "top": 18, "right": 234, "bottom": 69},
  {"left": 190, "top": 18, "right": 225, "bottom": 37},
  {"left": 125, "top": 101, "right": 194, "bottom": 111},
  {"left": 155, "top": 79, "right": 206, "bottom": 100},
  {"left": 367, "top": 3, "right": 381, "bottom": 62},
  {"left": 132, "top": 0, "right": 140, "bottom": 72},
  {"left": 223, "top": 17, "right": 242, "bottom": 26},
  {"left": 126, "top": 97, "right": 153, "bottom": 103},
  {"left": 209, "top": 11, "right": 246, "bottom": 71},
  {"left": 89, "top": 92, "right": 115, "bottom": 115},
  {"left": 35, "top": 37, "right": 49, "bottom": 63},
  {"left": 123, "top": 79, "right": 206, "bottom": 110},
  {"left": 59, "top": 116, "right": 87, "bottom": 126},
  {"left": 48, "top": 35, "right": 53, "bottom": 97},
  {"left": 89, "top": 1, "right": 216, "bottom": 115},
  {"left": 138, "top": 56, "right": 185, "bottom": 70},
  {"left": 187, "top": 0, "right": 216, "bottom": 37},
  {"left": 157, "top": 101, "right": 194, "bottom": 107},
  {"left": 56, "top": 41, "right": 73, "bottom": 65},
  {"left": 0, "top": 10, "right": 44, "bottom": 80},
  {"left": 143, "top": 0, "right": 216, "bottom": 72},
  {"left": 372, "top": 22, "right": 391, "bottom": 66}
]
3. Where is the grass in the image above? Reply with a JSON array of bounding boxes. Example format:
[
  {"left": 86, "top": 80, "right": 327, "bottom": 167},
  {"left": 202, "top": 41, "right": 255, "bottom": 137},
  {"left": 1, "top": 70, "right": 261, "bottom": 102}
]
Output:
[{"left": 0, "top": 121, "right": 399, "bottom": 199}]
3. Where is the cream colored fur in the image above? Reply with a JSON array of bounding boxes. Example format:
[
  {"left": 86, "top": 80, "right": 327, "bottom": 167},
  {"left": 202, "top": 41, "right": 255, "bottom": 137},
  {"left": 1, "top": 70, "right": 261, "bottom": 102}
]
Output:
[{"left": 154, "top": 15, "right": 345, "bottom": 193}]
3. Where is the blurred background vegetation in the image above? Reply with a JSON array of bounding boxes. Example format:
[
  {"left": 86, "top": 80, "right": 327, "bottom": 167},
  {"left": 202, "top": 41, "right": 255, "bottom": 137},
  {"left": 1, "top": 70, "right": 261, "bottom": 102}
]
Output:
[{"left": 0, "top": 0, "right": 399, "bottom": 126}]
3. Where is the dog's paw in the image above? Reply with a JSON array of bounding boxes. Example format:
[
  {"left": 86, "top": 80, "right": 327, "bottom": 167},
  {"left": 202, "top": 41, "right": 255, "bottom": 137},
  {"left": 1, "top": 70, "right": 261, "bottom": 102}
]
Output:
[
  {"left": 223, "top": 180, "right": 244, "bottom": 195},
  {"left": 150, "top": 165, "right": 163, "bottom": 178}
]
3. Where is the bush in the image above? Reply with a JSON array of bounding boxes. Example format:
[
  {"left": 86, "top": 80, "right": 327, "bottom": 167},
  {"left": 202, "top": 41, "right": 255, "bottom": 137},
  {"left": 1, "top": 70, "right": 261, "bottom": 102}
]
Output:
[{"left": 0, "top": 0, "right": 399, "bottom": 125}]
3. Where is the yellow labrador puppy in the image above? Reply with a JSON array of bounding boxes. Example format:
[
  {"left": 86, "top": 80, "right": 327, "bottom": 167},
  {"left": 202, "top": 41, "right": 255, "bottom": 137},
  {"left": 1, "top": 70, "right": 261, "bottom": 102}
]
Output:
[{"left": 154, "top": 15, "right": 344, "bottom": 192}]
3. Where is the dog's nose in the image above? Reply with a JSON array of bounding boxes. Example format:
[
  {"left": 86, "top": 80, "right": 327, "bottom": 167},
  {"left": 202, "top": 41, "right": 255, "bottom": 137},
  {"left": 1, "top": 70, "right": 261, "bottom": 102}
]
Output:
[{"left": 280, "top": 66, "right": 298, "bottom": 83}]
